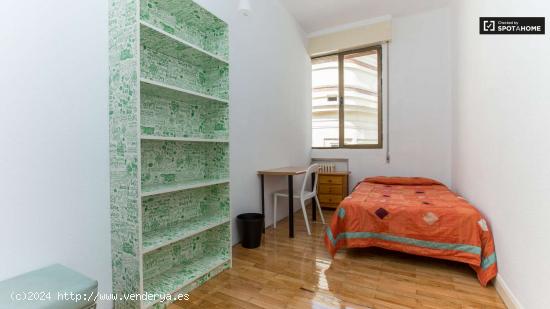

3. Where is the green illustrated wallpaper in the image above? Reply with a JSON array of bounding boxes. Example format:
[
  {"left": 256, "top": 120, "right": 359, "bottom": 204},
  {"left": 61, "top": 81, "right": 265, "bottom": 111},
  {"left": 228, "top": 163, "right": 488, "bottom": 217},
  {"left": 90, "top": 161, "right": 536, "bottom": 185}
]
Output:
[
  {"left": 140, "top": 140, "right": 229, "bottom": 192},
  {"left": 142, "top": 184, "right": 230, "bottom": 251},
  {"left": 109, "top": 0, "right": 141, "bottom": 307},
  {"left": 141, "top": 89, "right": 228, "bottom": 140},
  {"left": 140, "top": 44, "right": 229, "bottom": 101},
  {"left": 143, "top": 224, "right": 231, "bottom": 305},
  {"left": 109, "top": 0, "right": 230, "bottom": 308},
  {"left": 140, "top": 0, "right": 228, "bottom": 60}
]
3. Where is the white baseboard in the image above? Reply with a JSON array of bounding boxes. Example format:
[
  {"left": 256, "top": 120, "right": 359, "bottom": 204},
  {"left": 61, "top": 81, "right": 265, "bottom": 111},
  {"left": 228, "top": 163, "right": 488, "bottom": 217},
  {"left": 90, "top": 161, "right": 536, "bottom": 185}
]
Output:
[{"left": 494, "top": 274, "right": 524, "bottom": 309}]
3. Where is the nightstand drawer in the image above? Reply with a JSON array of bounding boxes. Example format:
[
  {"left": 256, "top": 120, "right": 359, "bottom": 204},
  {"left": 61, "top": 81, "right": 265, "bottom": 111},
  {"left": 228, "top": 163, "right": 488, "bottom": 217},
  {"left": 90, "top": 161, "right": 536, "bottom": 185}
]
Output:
[
  {"left": 321, "top": 203, "right": 339, "bottom": 209},
  {"left": 319, "top": 175, "right": 343, "bottom": 185},
  {"left": 318, "top": 194, "right": 344, "bottom": 204},
  {"left": 319, "top": 185, "right": 343, "bottom": 195}
]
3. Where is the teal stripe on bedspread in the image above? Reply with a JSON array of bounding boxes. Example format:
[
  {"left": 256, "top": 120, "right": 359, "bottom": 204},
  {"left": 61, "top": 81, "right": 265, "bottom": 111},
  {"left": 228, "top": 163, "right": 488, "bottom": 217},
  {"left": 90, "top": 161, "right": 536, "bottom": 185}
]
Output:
[
  {"left": 481, "top": 252, "right": 497, "bottom": 269},
  {"left": 326, "top": 228, "right": 482, "bottom": 255}
]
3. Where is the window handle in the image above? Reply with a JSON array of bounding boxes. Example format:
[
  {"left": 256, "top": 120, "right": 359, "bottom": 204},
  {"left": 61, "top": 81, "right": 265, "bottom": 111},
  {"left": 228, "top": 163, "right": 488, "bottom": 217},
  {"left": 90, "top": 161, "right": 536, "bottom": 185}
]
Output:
[{"left": 339, "top": 97, "right": 344, "bottom": 105}]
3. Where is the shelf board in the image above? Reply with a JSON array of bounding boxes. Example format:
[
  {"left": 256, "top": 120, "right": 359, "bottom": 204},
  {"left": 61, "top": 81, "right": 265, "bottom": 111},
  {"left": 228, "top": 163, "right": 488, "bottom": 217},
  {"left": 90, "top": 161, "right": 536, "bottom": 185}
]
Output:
[
  {"left": 143, "top": 217, "right": 230, "bottom": 253},
  {"left": 143, "top": 255, "right": 229, "bottom": 307},
  {"left": 141, "top": 135, "right": 228, "bottom": 143},
  {"left": 140, "top": 78, "right": 229, "bottom": 105},
  {"left": 140, "top": 21, "right": 228, "bottom": 64},
  {"left": 141, "top": 178, "right": 230, "bottom": 197}
]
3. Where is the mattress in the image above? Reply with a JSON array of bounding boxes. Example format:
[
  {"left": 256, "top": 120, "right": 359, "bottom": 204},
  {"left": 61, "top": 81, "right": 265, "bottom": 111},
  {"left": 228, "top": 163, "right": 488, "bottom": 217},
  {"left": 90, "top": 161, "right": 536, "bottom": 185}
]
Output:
[{"left": 324, "top": 176, "right": 497, "bottom": 286}]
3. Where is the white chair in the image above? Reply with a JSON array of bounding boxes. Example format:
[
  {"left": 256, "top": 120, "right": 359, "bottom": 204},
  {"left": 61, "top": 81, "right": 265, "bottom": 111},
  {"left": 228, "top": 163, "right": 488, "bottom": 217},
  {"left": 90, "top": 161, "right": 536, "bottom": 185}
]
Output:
[{"left": 273, "top": 164, "right": 325, "bottom": 235}]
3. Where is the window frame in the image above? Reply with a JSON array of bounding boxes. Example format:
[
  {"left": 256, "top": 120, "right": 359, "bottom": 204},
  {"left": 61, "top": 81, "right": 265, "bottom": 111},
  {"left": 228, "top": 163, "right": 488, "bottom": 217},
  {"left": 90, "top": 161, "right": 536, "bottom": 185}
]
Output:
[{"left": 311, "top": 45, "right": 383, "bottom": 149}]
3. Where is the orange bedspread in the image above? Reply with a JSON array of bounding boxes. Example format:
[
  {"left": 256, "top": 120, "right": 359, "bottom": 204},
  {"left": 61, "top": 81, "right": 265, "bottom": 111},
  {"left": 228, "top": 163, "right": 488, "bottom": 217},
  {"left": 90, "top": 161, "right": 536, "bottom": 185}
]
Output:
[{"left": 324, "top": 176, "right": 497, "bottom": 286}]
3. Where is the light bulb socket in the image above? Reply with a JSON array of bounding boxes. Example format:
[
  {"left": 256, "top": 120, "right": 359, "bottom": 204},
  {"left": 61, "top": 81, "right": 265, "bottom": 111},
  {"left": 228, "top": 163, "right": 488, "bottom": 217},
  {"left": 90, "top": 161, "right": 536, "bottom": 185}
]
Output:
[{"left": 238, "top": 0, "right": 251, "bottom": 16}]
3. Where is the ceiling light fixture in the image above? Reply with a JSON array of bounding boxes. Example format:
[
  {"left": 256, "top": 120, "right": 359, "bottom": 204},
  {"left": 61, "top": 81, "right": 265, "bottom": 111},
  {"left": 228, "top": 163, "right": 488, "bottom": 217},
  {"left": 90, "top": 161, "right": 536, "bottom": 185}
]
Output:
[{"left": 238, "top": 0, "right": 252, "bottom": 16}]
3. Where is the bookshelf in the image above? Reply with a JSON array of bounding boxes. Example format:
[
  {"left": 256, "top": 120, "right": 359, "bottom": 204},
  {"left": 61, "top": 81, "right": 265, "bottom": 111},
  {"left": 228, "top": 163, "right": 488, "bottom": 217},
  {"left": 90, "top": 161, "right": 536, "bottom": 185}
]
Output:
[{"left": 109, "top": 0, "right": 230, "bottom": 308}]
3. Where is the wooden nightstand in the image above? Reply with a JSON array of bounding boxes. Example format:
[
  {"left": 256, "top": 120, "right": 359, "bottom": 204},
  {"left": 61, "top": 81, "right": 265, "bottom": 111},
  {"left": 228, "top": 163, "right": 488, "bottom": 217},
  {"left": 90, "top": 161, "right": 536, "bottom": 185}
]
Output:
[{"left": 317, "top": 171, "right": 350, "bottom": 209}]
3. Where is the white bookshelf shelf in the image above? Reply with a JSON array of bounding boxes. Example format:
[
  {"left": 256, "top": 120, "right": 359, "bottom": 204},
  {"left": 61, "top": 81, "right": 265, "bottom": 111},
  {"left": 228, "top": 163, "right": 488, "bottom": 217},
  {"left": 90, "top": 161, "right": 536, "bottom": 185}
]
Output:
[
  {"left": 141, "top": 135, "right": 228, "bottom": 143},
  {"left": 143, "top": 255, "right": 229, "bottom": 308},
  {"left": 141, "top": 178, "right": 230, "bottom": 197},
  {"left": 140, "top": 21, "right": 229, "bottom": 64},
  {"left": 143, "top": 217, "right": 230, "bottom": 253},
  {"left": 140, "top": 78, "right": 229, "bottom": 105}
]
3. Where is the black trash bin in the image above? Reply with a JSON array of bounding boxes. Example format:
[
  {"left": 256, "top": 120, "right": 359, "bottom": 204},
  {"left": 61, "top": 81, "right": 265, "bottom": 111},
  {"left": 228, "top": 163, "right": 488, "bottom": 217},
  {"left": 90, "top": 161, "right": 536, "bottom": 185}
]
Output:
[{"left": 236, "top": 213, "right": 264, "bottom": 249}]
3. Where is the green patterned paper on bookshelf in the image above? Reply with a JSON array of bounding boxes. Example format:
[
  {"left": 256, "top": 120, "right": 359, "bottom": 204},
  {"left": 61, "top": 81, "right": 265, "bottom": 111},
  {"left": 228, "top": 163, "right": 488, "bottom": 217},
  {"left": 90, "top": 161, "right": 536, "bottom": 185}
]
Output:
[
  {"left": 142, "top": 224, "right": 231, "bottom": 307},
  {"left": 140, "top": 0, "right": 228, "bottom": 61},
  {"left": 110, "top": 0, "right": 230, "bottom": 307},
  {"left": 140, "top": 5, "right": 229, "bottom": 101},
  {"left": 141, "top": 84, "right": 228, "bottom": 141},
  {"left": 142, "top": 183, "right": 230, "bottom": 252},
  {"left": 140, "top": 47, "right": 228, "bottom": 102},
  {"left": 141, "top": 140, "right": 229, "bottom": 196}
]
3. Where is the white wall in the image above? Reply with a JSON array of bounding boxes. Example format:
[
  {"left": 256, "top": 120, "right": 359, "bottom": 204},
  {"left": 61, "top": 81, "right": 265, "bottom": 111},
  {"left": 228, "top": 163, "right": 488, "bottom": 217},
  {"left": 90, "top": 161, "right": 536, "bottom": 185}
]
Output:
[
  {"left": 451, "top": 1, "right": 550, "bottom": 308},
  {"left": 0, "top": 2, "right": 310, "bottom": 307},
  {"left": 0, "top": 0, "right": 112, "bottom": 307},
  {"left": 312, "top": 7, "right": 452, "bottom": 188},
  {"left": 195, "top": 0, "right": 312, "bottom": 237}
]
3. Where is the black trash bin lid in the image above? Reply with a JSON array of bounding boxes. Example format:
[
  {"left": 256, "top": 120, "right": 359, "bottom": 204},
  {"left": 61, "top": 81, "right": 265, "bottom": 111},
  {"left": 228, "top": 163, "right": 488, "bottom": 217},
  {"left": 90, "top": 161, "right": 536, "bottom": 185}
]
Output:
[{"left": 237, "top": 213, "right": 264, "bottom": 221}]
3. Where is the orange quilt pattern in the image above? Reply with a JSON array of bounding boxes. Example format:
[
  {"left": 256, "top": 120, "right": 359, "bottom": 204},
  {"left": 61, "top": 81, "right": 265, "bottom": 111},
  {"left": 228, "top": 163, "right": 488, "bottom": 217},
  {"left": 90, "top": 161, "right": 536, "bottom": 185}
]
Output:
[{"left": 324, "top": 177, "right": 497, "bottom": 286}]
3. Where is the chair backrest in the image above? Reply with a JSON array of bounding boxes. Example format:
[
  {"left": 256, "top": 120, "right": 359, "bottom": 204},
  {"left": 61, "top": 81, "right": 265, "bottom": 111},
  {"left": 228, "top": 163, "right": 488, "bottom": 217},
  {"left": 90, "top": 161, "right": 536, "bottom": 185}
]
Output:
[{"left": 301, "top": 164, "right": 319, "bottom": 197}]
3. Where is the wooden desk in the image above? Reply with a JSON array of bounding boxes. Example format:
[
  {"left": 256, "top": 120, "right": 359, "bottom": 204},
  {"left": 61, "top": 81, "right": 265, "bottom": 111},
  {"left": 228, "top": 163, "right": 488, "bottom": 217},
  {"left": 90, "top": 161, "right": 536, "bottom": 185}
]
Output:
[{"left": 257, "top": 166, "right": 318, "bottom": 238}]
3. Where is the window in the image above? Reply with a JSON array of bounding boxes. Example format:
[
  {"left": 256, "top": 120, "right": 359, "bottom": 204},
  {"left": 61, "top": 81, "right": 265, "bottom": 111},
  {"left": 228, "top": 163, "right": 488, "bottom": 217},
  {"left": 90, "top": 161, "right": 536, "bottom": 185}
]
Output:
[{"left": 312, "top": 46, "right": 382, "bottom": 149}]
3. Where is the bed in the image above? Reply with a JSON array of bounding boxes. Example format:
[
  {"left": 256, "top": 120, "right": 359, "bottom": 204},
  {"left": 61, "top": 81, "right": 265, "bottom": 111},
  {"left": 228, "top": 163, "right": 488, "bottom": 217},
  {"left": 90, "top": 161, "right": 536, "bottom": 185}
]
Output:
[{"left": 324, "top": 176, "right": 497, "bottom": 286}]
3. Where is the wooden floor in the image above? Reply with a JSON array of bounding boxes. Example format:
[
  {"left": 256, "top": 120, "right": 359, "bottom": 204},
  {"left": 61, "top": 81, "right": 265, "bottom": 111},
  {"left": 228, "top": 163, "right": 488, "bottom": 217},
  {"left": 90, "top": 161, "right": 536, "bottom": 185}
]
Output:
[{"left": 169, "top": 209, "right": 505, "bottom": 309}]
